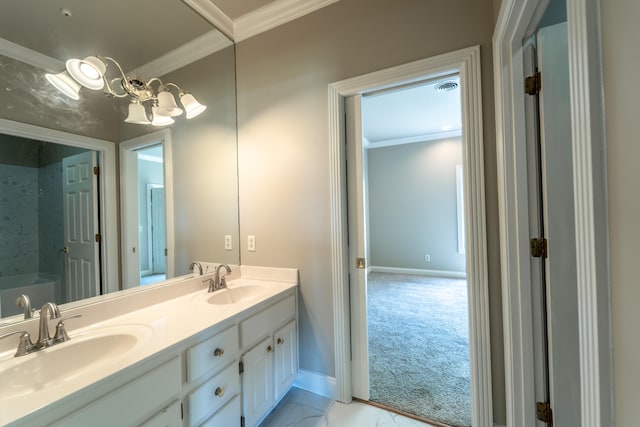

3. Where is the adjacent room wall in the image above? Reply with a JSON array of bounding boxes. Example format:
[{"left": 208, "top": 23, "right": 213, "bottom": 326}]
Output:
[
  {"left": 368, "top": 138, "right": 465, "bottom": 273},
  {"left": 234, "top": 0, "right": 505, "bottom": 422},
  {"left": 602, "top": 2, "right": 640, "bottom": 425},
  {"left": 137, "top": 158, "right": 164, "bottom": 274}
]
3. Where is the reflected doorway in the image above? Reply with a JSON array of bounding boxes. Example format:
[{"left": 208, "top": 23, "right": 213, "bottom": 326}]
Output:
[{"left": 120, "top": 130, "right": 174, "bottom": 289}]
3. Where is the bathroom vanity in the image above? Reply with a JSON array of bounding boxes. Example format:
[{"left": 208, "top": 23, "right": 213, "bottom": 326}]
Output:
[{"left": 0, "top": 266, "right": 298, "bottom": 427}]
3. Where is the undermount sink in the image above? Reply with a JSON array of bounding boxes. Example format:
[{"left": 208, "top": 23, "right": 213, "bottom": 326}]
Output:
[
  {"left": 195, "top": 283, "right": 269, "bottom": 305},
  {"left": 0, "top": 324, "right": 152, "bottom": 400}
]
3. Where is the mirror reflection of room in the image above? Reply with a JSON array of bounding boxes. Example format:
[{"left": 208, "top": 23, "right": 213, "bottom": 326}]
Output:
[{"left": 0, "top": 135, "right": 100, "bottom": 316}]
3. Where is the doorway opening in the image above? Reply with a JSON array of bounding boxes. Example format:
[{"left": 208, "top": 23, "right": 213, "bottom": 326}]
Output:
[
  {"left": 137, "top": 146, "right": 166, "bottom": 285},
  {"left": 349, "top": 76, "right": 471, "bottom": 426},
  {"left": 120, "top": 129, "right": 175, "bottom": 289}
]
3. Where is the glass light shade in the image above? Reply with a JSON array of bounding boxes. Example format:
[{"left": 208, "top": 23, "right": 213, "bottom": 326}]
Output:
[
  {"left": 156, "top": 91, "right": 183, "bottom": 117},
  {"left": 180, "top": 93, "right": 207, "bottom": 119},
  {"left": 124, "top": 102, "right": 151, "bottom": 124},
  {"left": 66, "top": 56, "right": 106, "bottom": 90},
  {"left": 45, "top": 71, "right": 81, "bottom": 100},
  {"left": 151, "top": 107, "right": 175, "bottom": 126}
]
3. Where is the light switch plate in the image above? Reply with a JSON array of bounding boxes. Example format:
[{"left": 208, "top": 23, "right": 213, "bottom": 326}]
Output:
[{"left": 248, "top": 235, "right": 256, "bottom": 252}]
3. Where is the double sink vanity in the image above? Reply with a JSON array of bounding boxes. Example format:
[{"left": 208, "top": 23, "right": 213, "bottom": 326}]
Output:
[{"left": 0, "top": 265, "right": 299, "bottom": 427}]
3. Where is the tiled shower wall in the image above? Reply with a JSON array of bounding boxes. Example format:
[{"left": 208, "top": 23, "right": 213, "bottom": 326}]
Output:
[
  {"left": 0, "top": 164, "right": 39, "bottom": 283},
  {"left": 0, "top": 162, "right": 63, "bottom": 289}
]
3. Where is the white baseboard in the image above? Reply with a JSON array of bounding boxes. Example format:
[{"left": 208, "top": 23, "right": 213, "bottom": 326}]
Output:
[
  {"left": 369, "top": 265, "right": 467, "bottom": 279},
  {"left": 494, "top": 424, "right": 506, "bottom": 427},
  {"left": 294, "top": 369, "right": 337, "bottom": 400}
]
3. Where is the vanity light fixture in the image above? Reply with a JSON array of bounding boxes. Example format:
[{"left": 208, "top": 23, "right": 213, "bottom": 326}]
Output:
[{"left": 45, "top": 55, "right": 206, "bottom": 126}]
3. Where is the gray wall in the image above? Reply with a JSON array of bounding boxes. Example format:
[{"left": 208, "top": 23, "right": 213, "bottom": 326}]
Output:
[
  {"left": 234, "top": 0, "right": 505, "bottom": 422},
  {"left": 602, "top": 2, "right": 640, "bottom": 425},
  {"left": 368, "top": 138, "right": 465, "bottom": 273}
]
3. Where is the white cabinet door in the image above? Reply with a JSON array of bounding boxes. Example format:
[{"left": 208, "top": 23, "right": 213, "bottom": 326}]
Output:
[
  {"left": 242, "top": 337, "right": 274, "bottom": 427},
  {"left": 274, "top": 320, "right": 298, "bottom": 400}
]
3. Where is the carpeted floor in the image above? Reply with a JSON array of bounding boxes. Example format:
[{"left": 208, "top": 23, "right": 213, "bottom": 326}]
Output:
[{"left": 367, "top": 272, "right": 471, "bottom": 427}]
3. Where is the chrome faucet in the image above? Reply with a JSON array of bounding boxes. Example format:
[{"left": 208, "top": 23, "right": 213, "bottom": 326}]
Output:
[
  {"left": 189, "top": 261, "right": 203, "bottom": 276},
  {"left": 16, "top": 294, "right": 33, "bottom": 319},
  {"left": 37, "top": 302, "right": 61, "bottom": 349},
  {"left": 202, "top": 264, "right": 231, "bottom": 292},
  {"left": 214, "top": 264, "right": 231, "bottom": 290}
]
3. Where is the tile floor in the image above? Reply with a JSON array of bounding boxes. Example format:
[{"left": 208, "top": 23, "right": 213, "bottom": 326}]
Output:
[{"left": 259, "top": 388, "right": 436, "bottom": 427}]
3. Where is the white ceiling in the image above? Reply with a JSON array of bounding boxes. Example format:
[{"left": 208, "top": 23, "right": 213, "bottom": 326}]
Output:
[{"left": 361, "top": 76, "right": 462, "bottom": 146}]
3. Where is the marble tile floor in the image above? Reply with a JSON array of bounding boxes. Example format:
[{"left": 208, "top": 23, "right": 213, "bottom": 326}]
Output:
[{"left": 259, "top": 387, "right": 436, "bottom": 427}]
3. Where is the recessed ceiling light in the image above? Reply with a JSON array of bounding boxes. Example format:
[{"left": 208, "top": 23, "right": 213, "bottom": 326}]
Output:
[{"left": 60, "top": 8, "right": 72, "bottom": 17}]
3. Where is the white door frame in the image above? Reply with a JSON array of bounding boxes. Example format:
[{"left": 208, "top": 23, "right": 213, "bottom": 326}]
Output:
[
  {"left": 120, "top": 129, "right": 175, "bottom": 288},
  {"left": 329, "top": 46, "right": 493, "bottom": 426},
  {"left": 493, "top": 0, "right": 612, "bottom": 426},
  {"left": 0, "top": 117, "right": 119, "bottom": 294}
]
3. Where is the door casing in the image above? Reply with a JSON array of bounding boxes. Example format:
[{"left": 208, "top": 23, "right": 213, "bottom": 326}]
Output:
[{"left": 493, "top": 0, "right": 612, "bottom": 425}]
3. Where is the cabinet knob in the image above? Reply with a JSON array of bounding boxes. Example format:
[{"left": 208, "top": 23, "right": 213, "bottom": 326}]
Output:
[
  {"left": 267, "top": 345, "right": 274, "bottom": 353},
  {"left": 213, "top": 347, "right": 224, "bottom": 357},
  {"left": 214, "top": 387, "right": 225, "bottom": 397},
  {"left": 277, "top": 338, "right": 285, "bottom": 345}
]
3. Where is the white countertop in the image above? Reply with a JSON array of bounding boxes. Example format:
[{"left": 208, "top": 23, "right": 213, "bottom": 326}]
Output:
[{"left": 0, "top": 266, "right": 298, "bottom": 426}]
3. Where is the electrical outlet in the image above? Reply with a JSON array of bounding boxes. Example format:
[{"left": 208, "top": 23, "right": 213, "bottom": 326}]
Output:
[
  {"left": 224, "top": 235, "right": 232, "bottom": 251},
  {"left": 248, "top": 235, "right": 256, "bottom": 252},
  {"left": 424, "top": 254, "right": 431, "bottom": 262}
]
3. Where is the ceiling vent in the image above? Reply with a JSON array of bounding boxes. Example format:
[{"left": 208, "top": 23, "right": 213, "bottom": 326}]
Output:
[{"left": 434, "top": 80, "right": 459, "bottom": 92}]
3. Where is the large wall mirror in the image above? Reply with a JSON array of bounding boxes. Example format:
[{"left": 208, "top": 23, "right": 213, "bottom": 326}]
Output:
[{"left": 0, "top": 1, "right": 239, "bottom": 323}]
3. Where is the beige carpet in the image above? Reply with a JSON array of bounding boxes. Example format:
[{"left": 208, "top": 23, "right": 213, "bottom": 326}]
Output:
[{"left": 367, "top": 272, "right": 471, "bottom": 427}]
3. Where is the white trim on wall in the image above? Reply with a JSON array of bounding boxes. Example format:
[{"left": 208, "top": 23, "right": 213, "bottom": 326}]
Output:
[
  {"left": 0, "top": 118, "right": 118, "bottom": 294},
  {"left": 328, "top": 46, "right": 493, "bottom": 426},
  {"left": 493, "top": 0, "right": 612, "bottom": 425},
  {"left": 294, "top": 369, "right": 338, "bottom": 400},
  {"left": 369, "top": 266, "right": 466, "bottom": 279}
]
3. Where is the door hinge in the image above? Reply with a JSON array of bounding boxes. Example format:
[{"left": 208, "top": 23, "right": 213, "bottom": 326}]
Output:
[
  {"left": 164, "top": 248, "right": 168, "bottom": 256},
  {"left": 93, "top": 166, "right": 100, "bottom": 176},
  {"left": 530, "top": 237, "right": 548, "bottom": 258},
  {"left": 536, "top": 401, "right": 553, "bottom": 424},
  {"left": 356, "top": 257, "right": 366, "bottom": 269},
  {"left": 239, "top": 361, "right": 244, "bottom": 374},
  {"left": 525, "top": 71, "right": 542, "bottom": 95},
  {"left": 241, "top": 415, "right": 245, "bottom": 427},
  {"left": 180, "top": 403, "right": 184, "bottom": 420},
  {"left": 95, "top": 233, "right": 102, "bottom": 243}
]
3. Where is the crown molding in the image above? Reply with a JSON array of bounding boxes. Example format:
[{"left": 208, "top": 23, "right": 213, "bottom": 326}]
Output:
[
  {"left": 181, "top": 0, "right": 235, "bottom": 40},
  {"left": 129, "top": 30, "right": 232, "bottom": 78},
  {"left": 234, "top": 0, "right": 340, "bottom": 42},
  {"left": 0, "top": 37, "right": 63, "bottom": 72},
  {"left": 366, "top": 130, "right": 463, "bottom": 149}
]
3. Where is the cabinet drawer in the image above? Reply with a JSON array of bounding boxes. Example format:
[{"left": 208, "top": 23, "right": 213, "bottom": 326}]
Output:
[
  {"left": 240, "top": 294, "right": 295, "bottom": 348},
  {"left": 186, "top": 325, "right": 238, "bottom": 382},
  {"left": 188, "top": 362, "right": 240, "bottom": 426},
  {"left": 202, "top": 395, "right": 241, "bottom": 427},
  {"left": 139, "top": 400, "right": 182, "bottom": 427},
  {"left": 52, "top": 357, "right": 181, "bottom": 427}
]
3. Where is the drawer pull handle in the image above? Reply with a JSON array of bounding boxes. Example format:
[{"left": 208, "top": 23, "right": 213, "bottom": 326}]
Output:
[
  {"left": 267, "top": 345, "right": 274, "bottom": 353},
  {"left": 213, "top": 347, "right": 224, "bottom": 357},
  {"left": 215, "top": 387, "right": 225, "bottom": 397},
  {"left": 277, "top": 338, "right": 285, "bottom": 345}
]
